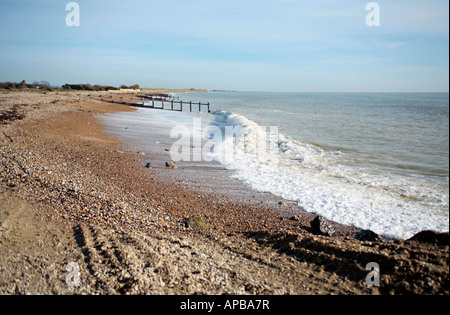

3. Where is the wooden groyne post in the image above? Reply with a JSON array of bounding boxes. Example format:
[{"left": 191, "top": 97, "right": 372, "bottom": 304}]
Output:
[{"left": 97, "top": 94, "right": 211, "bottom": 113}]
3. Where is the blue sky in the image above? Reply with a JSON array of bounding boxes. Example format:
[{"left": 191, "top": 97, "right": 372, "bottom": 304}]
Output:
[{"left": 0, "top": 0, "right": 448, "bottom": 92}]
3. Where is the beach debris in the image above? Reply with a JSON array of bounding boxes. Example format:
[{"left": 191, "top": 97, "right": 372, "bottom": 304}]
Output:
[
  {"left": 183, "top": 217, "right": 210, "bottom": 230},
  {"left": 407, "top": 230, "right": 449, "bottom": 246},
  {"left": 355, "top": 230, "right": 381, "bottom": 242},
  {"left": 165, "top": 161, "right": 177, "bottom": 169},
  {"left": 0, "top": 106, "right": 25, "bottom": 124},
  {"left": 137, "top": 151, "right": 146, "bottom": 156},
  {"left": 2, "top": 131, "right": 13, "bottom": 143},
  {"left": 145, "top": 163, "right": 151, "bottom": 168},
  {"left": 310, "top": 215, "right": 336, "bottom": 236}
]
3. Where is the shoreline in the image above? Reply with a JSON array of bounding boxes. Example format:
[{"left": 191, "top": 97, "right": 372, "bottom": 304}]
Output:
[
  {"left": 1, "top": 92, "right": 448, "bottom": 295},
  {"left": 100, "top": 107, "right": 349, "bottom": 233}
]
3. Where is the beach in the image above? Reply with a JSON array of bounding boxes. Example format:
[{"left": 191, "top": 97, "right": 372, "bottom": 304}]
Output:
[{"left": 0, "top": 92, "right": 448, "bottom": 295}]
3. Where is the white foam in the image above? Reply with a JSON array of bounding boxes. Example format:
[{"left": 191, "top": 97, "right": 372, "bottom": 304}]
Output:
[
  {"left": 208, "top": 111, "right": 449, "bottom": 239},
  {"left": 101, "top": 107, "right": 449, "bottom": 239}
]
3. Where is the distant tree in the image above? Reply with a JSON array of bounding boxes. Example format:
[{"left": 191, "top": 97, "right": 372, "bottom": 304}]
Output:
[
  {"left": 40, "top": 81, "right": 51, "bottom": 88},
  {"left": 61, "top": 83, "right": 120, "bottom": 91}
]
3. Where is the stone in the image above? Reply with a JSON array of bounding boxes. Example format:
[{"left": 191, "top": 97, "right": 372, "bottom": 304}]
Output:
[
  {"left": 355, "top": 230, "right": 381, "bottom": 242},
  {"left": 310, "top": 215, "right": 336, "bottom": 236},
  {"left": 183, "top": 217, "right": 209, "bottom": 230},
  {"left": 407, "top": 230, "right": 449, "bottom": 246},
  {"left": 145, "top": 163, "right": 151, "bottom": 168},
  {"left": 165, "top": 161, "right": 177, "bottom": 169}
]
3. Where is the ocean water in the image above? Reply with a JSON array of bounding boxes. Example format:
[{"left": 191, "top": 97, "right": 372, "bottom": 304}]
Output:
[{"left": 102, "top": 92, "right": 449, "bottom": 239}]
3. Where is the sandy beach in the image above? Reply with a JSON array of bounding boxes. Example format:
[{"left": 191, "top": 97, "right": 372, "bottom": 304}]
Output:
[{"left": 0, "top": 92, "right": 448, "bottom": 295}]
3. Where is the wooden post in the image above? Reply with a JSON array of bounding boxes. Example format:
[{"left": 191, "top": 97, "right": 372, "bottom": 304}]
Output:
[
  {"left": 152, "top": 99, "right": 154, "bottom": 108},
  {"left": 199, "top": 102, "right": 201, "bottom": 112},
  {"left": 180, "top": 101, "right": 183, "bottom": 112},
  {"left": 142, "top": 97, "right": 145, "bottom": 107},
  {"left": 162, "top": 100, "right": 164, "bottom": 110},
  {"left": 208, "top": 103, "right": 210, "bottom": 113},
  {"left": 171, "top": 100, "right": 174, "bottom": 111},
  {"left": 190, "top": 101, "right": 192, "bottom": 112}
]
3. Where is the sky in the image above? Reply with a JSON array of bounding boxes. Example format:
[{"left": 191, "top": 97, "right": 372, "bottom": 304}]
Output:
[{"left": 0, "top": 0, "right": 448, "bottom": 92}]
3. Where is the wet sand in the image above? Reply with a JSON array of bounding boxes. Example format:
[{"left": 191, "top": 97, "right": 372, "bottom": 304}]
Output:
[{"left": 0, "top": 92, "right": 448, "bottom": 295}]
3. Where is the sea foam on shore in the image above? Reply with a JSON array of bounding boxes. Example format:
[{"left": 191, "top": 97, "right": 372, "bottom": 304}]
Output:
[{"left": 100, "top": 92, "right": 449, "bottom": 239}]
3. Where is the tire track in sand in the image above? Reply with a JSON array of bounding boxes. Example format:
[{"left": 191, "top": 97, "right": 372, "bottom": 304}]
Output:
[{"left": 71, "top": 223, "right": 365, "bottom": 295}]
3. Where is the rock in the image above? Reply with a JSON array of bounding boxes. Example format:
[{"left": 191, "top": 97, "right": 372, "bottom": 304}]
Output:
[
  {"left": 310, "top": 216, "right": 336, "bottom": 236},
  {"left": 183, "top": 217, "right": 209, "bottom": 230},
  {"left": 289, "top": 215, "right": 301, "bottom": 222},
  {"left": 165, "top": 161, "right": 177, "bottom": 169},
  {"left": 145, "top": 163, "right": 151, "bottom": 168},
  {"left": 355, "top": 230, "right": 381, "bottom": 242},
  {"left": 407, "top": 230, "right": 449, "bottom": 246}
]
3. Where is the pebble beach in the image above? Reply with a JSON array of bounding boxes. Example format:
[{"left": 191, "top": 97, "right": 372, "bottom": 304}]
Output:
[{"left": 0, "top": 92, "right": 448, "bottom": 295}]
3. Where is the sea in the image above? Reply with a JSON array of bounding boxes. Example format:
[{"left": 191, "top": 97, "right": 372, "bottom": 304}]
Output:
[{"left": 101, "top": 92, "right": 449, "bottom": 239}]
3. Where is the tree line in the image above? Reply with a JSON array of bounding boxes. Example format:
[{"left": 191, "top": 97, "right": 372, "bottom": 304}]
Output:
[{"left": 0, "top": 80, "right": 140, "bottom": 92}]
